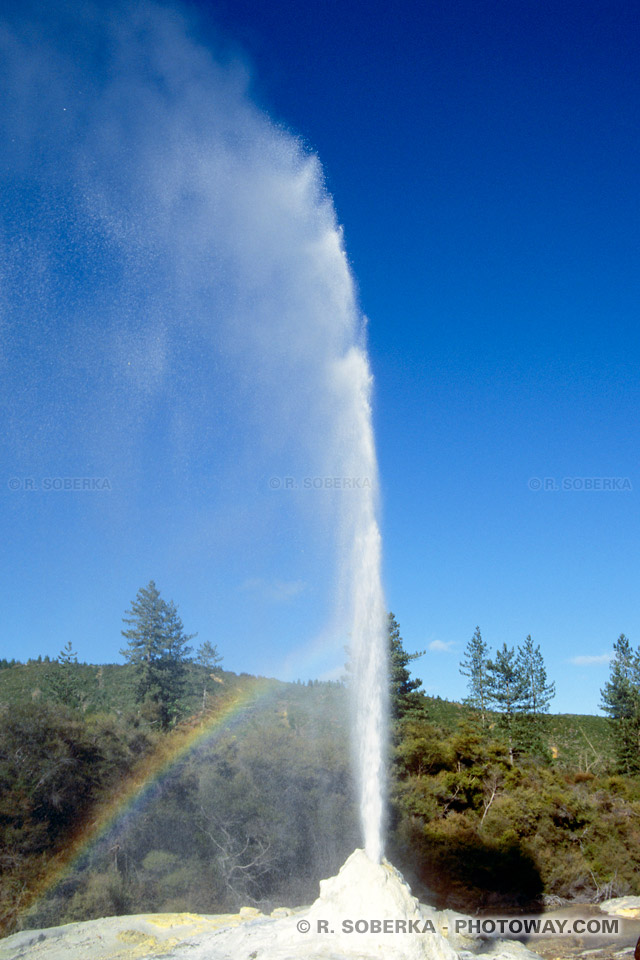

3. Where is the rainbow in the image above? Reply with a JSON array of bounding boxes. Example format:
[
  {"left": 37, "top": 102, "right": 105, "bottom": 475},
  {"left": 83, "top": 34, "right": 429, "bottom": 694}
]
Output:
[{"left": 14, "top": 676, "right": 283, "bottom": 930}]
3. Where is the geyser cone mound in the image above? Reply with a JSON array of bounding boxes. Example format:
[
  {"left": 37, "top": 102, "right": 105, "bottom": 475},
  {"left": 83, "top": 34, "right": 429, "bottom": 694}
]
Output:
[
  {"left": 309, "top": 848, "right": 430, "bottom": 925},
  {"left": 305, "top": 848, "right": 457, "bottom": 959}
]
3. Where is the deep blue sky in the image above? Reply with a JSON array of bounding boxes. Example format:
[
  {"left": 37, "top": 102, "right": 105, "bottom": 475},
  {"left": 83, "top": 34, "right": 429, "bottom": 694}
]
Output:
[{"left": 2, "top": 0, "right": 638, "bottom": 713}]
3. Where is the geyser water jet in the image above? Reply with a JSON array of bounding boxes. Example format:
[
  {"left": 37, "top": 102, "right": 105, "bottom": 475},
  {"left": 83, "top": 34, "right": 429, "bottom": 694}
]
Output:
[
  {"left": 337, "top": 347, "right": 388, "bottom": 862},
  {"left": 0, "top": 0, "right": 387, "bottom": 870}
]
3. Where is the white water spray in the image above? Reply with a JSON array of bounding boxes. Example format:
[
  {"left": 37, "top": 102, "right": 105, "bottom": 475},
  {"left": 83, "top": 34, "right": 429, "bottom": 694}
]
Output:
[
  {"left": 0, "top": 0, "right": 387, "bottom": 864},
  {"left": 335, "top": 349, "right": 388, "bottom": 862}
]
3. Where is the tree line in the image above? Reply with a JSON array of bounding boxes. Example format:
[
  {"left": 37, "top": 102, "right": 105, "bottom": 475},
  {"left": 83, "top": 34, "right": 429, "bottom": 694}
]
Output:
[
  {"left": 12, "top": 595, "right": 640, "bottom": 775},
  {"left": 35, "top": 581, "right": 222, "bottom": 727},
  {"left": 458, "top": 627, "right": 555, "bottom": 762},
  {"left": 456, "top": 625, "right": 640, "bottom": 773},
  {"left": 600, "top": 633, "right": 640, "bottom": 774},
  {"left": 387, "top": 618, "right": 640, "bottom": 909}
]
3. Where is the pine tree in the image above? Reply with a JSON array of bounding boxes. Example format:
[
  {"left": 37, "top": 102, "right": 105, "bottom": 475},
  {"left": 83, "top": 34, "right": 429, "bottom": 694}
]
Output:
[
  {"left": 195, "top": 641, "right": 223, "bottom": 710},
  {"left": 459, "top": 626, "right": 491, "bottom": 724},
  {"left": 388, "top": 612, "right": 426, "bottom": 720},
  {"left": 517, "top": 635, "right": 555, "bottom": 715},
  {"left": 600, "top": 634, "right": 638, "bottom": 718},
  {"left": 195, "top": 640, "right": 222, "bottom": 670},
  {"left": 600, "top": 634, "right": 640, "bottom": 774},
  {"left": 58, "top": 641, "right": 77, "bottom": 666},
  {"left": 487, "top": 643, "right": 527, "bottom": 764},
  {"left": 45, "top": 641, "right": 82, "bottom": 710},
  {"left": 120, "top": 581, "right": 195, "bottom": 729},
  {"left": 515, "top": 635, "right": 555, "bottom": 760}
]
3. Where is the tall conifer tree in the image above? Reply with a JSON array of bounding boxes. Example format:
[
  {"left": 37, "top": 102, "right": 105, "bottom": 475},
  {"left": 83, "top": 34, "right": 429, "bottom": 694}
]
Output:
[
  {"left": 459, "top": 626, "right": 491, "bottom": 724},
  {"left": 517, "top": 635, "right": 555, "bottom": 716},
  {"left": 487, "top": 643, "right": 526, "bottom": 764},
  {"left": 120, "top": 581, "right": 195, "bottom": 728},
  {"left": 600, "top": 634, "right": 640, "bottom": 773},
  {"left": 388, "top": 612, "right": 426, "bottom": 719}
]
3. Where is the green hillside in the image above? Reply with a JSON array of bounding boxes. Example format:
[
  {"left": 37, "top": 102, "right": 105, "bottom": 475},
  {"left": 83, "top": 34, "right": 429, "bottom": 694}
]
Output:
[
  {"left": 0, "top": 660, "right": 615, "bottom": 770},
  {"left": 404, "top": 693, "right": 616, "bottom": 772},
  {"left": 0, "top": 660, "right": 615, "bottom": 771},
  {"left": 0, "top": 660, "right": 258, "bottom": 718},
  {"left": 1, "top": 656, "right": 634, "bottom": 936}
]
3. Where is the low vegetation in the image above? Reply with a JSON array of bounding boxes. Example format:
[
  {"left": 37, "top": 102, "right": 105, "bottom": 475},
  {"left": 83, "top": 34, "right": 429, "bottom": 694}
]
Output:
[{"left": 0, "top": 593, "right": 638, "bottom": 936}]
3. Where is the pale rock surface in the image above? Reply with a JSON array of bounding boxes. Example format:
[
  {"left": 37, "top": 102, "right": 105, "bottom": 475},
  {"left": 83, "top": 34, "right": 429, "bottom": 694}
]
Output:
[
  {"left": 0, "top": 912, "right": 241, "bottom": 960},
  {"left": 600, "top": 897, "right": 640, "bottom": 919},
  {"left": 0, "top": 850, "right": 544, "bottom": 960},
  {"left": 239, "top": 906, "right": 265, "bottom": 919},
  {"left": 305, "top": 848, "right": 457, "bottom": 959}
]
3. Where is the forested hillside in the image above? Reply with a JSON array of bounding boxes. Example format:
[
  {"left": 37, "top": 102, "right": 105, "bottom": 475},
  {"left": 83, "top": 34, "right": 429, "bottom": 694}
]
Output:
[
  {"left": 1, "top": 609, "right": 639, "bottom": 936},
  {"left": 1, "top": 660, "right": 638, "bottom": 934}
]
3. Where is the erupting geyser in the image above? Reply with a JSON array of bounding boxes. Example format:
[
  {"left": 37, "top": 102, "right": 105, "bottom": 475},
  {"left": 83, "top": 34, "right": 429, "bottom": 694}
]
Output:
[
  {"left": 339, "top": 348, "right": 388, "bottom": 863},
  {"left": 0, "top": 6, "right": 554, "bottom": 959},
  {"left": 1, "top": 3, "right": 431, "bottom": 955},
  {"left": 1, "top": 0, "right": 389, "bottom": 862}
]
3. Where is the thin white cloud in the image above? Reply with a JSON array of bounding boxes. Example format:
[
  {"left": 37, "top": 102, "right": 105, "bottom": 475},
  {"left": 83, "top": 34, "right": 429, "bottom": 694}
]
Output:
[
  {"left": 429, "top": 639, "right": 456, "bottom": 653},
  {"left": 568, "top": 653, "right": 612, "bottom": 666},
  {"left": 240, "top": 577, "right": 307, "bottom": 603}
]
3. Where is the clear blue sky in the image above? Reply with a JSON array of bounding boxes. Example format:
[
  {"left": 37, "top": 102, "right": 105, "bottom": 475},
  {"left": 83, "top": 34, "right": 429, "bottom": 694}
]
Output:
[{"left": 1, "top": 0, "right": 638, "bottom": 714}]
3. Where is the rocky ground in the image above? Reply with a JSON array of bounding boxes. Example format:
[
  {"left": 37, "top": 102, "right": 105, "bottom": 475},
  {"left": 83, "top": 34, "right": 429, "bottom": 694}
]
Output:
[
  {"left": 1, "top": 855, "right": 638, "bottom": 960},
  {"left": 524, "top": 900, "right": 640, "bottom": 960}
]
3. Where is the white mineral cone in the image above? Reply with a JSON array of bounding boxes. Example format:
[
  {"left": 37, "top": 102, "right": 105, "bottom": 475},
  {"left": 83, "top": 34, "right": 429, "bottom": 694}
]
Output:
[{"left": 305, "top": 848, "right": 458, "bottom": 960}]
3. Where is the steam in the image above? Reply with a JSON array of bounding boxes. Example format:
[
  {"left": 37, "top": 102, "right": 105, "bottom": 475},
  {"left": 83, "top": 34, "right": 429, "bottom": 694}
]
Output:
[{"left": 0, "top": 1, "right": 386, "bottom": 860}]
